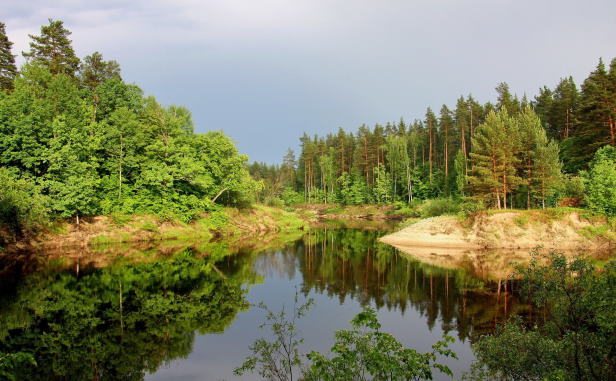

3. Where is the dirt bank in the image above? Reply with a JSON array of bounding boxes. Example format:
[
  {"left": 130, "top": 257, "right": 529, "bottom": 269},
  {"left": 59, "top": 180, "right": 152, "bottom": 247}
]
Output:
[
  {"left": 4, "top": 205, "right": 312, "bottom": 254},
  {"left": 380, "top": 210, "right": 614, "bottom": 252},
  {"left": 294, "top": 204, "right": 406, "bottom": 221}
]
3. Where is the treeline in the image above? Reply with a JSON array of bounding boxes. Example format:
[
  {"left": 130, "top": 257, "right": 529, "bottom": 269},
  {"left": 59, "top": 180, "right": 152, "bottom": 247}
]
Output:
[
  {"left": 252, "top": 59, "right": 616, "bottom": 210},
  {"left": 0, "top": 19, "right": 259, "bottom": 238}
]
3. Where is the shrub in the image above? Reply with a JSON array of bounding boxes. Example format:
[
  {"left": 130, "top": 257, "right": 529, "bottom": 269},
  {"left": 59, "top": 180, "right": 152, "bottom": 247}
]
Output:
[
  {"left": 419, "top": 198, "right": 461, "bottom": 218},
  {"left": 584, "top": 146, "right": 616, "bottom": 216},
  {"left": 281, "top": 188, "right": 304, "bottom": 206},
  {"left": 0, "top": 169, "right": 49, "bottom": 239},
  {"left": 469, "top": 253, "right": 616, "bottom": 380},
  {"left": 458, "top": 199, "right": 485, "bottom": 218}
]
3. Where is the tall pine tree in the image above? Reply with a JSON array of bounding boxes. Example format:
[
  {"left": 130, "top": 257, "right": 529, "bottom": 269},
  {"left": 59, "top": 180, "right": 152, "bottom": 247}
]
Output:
[
  {"left": 23, "top": 19, "right": 80, "bottom": 76},
  {"left": 0, "top": 22, "right": 17, "bottom": 91}
]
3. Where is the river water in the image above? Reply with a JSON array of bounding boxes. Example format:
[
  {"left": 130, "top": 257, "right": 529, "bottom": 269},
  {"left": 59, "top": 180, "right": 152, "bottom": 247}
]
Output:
[{"left": 0, "top": 228, "right": 528, "bottom": 380}]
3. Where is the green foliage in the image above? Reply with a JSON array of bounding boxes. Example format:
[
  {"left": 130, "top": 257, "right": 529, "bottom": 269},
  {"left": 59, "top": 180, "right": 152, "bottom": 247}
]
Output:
[
  {"left": 469, "top": 253, "right": 616, "bottom": 380},
  {"left": 79, "top": 51, "right": 121, "bottom": 90},
  {"left": 0, "top": 21, "right": 260, "bottom": 225},
  {"left": 0, "top": 168, "right": 48, "bottom": 239},
  {"left": 556, "top": 174, "right": 586, "bottom": 203},
  {"left": 0, "top": 251, "right": 248, "bottom": 380},
  {"left": 458, "top": 199, "right": 485, "bottom": 218},
  {"left": 281, "top": 187, "right": 304, "bottom": 206},
  {"left": 305, "top": 307, "right": 457, "bottom": 381},
  {"left": 0, "top": 352, "right": 36, "bottom": 381},
  {"left": 0, "top": 22, "right": 17, "bottom": 91},
  {"left": 584, "top": 145, "right": 616, "bottom": 216},
  {"left": 237, "top": 298, "right": 457, "bottom": 381},
  {"left": 419, "top": 198, "right": 461, "bottom": 218},
  {"left": 22, "top": 19, "right": 80, "bottom": 76},
  {"left": 373, "top": 166, "right": 393, "bottom": 204},
  {"left": 234, "top": 294, "right": 314, "bottom": 381}
]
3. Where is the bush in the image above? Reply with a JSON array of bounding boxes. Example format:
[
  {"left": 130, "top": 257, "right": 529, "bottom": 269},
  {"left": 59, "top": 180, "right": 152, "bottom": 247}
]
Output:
[
  {"left": 236, "top": 297, "right": 457, "bottom": 381},
  {"left": 458, "top": 199, "right": 485, "bottom": 218},
  {"left": 419, "top": 198, "right": 461, "bottom": 218},
  {"left": 584, "top": 146, "right": 616, "bottom": 216},
  {"left": 281, "top": 188, "right": 304, "bottom": 206},
  {"left": 0, "top": 169, "right": 49, "bottom": 240},
  {"left": 469, "top": 253, "right": 616, "bottom": 380}
]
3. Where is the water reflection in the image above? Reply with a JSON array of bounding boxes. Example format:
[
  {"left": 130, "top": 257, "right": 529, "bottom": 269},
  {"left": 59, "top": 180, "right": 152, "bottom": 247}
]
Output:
[
  {"left": 0, "top": 228, "right": 534, "bottom": 380},
  {"left": 0, "top": 252, "right": 249, "bottom": 381},
  {"left": 224, "top": 229, "right": 532, "bottom": 343}
]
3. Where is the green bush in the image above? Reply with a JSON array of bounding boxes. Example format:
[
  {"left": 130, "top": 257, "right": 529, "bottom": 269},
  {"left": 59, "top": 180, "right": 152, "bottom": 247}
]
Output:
[
  {"left": 0, "top": 169, "right": 49, "bottom": 239},
  {"left": 469, "top": 253, "right": 616, "bottom": 380},
  {"left": 559, "top": 174, "right": 586, "bottom": 201},
  {"left": 281, "top": 188, "right": 304, "bottom": 206},
  {"left": 458, "top": 199, "right": 485, "bottom": 218},
  {"left": 584, "top": 146, "right": 616, "bottom": 216},
  {"left": 419, "top": 198, "right": 461, "bottom": 218}
]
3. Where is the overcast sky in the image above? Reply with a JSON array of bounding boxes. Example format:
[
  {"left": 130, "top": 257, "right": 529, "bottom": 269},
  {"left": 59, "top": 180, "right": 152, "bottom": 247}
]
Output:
[{"left": 4, "top": 0, "right": 616, "bottom": 163}]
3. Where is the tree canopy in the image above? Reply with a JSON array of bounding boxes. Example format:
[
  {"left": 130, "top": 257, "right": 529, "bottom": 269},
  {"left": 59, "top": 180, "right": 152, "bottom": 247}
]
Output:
[{"left": 0, "top": 19, "right": 259, "bottom": 228}]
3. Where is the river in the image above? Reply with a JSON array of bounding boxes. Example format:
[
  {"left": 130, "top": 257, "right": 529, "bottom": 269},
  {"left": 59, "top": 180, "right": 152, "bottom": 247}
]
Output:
[{"left": 0, "top": 228, "right": 530, "bottom": 380}]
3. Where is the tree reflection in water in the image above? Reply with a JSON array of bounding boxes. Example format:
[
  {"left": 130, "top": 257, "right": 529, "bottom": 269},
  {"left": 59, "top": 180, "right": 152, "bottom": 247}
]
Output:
[{"left": 0, "top": 228, "right": 537, "bottom": 380}]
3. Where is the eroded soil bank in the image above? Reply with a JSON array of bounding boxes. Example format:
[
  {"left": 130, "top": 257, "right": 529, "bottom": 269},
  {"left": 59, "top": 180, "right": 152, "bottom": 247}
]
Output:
[
  {"left": 381, "top": 210, "right": 614, "bottom": 251},
  {"left": 379, "top": 210, "right": 615, "bottom": 279}
]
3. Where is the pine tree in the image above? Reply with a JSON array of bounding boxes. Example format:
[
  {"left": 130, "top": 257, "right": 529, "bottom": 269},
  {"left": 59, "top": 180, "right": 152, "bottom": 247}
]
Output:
[
  {"left": 533, "top": 86, "right": 554, "bottom": 131},
  {"left": 439, "top": 104, "right": 455, "bottom": 194},
  {"left": 549, "top": 77, "right": 578, "bottom": 139},
  {"left": 282, "top": 148, "right": 297, "bottom": 188},
  {"left": 79, "top": 51, "right": 121, "bottom": 90},
  {"left": 468, "top": 109, "right": 521, "bottom": 208},
  {"left": 23, "top": 19, "right": 80, "bottom": 76},
  {"left": 0, "top": 22, "right": 17, "bottom": 91},
  {"left": 518, "top": 106, "right": 548, "bottom": 208},
  {"left": 425, "top": 108, "right": 438, "bottom": 183},
  {"left": 496, "top": 82, "right": 520, "bottom": 114},
  {"left": 568, "top": 59, "right": 616, "bottom": 169},
  {"left": 533, "top": 138, "right": 562, "bottom": 209}
]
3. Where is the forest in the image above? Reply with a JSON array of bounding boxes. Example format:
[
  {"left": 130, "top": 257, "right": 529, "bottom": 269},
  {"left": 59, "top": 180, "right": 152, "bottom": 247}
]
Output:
[
  {"left": 1, "top": 15, "right": 615, "bottom": 381},
  {"left": 250, "top": 61, "right": 616, "bottom": 215},
  {"left": 1, "top": 19, "right": 615, "bottom": 242},
  {"left": 0, "top": 19, "right": 260, "bottom": 241}
]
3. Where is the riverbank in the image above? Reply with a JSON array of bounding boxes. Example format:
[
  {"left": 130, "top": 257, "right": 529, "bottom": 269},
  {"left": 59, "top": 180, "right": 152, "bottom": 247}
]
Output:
[
  {"left": 381, "top": 209, "right": 615, "bottom": 251},
  {"left": 2, "top": 205, "right": 311, "bottom": 253},
  {"left": 379, "top": 209, "right": 615, "bottom": 279},
  {"left": 1, "top": 203, "right": 407, "bottom": 256}
]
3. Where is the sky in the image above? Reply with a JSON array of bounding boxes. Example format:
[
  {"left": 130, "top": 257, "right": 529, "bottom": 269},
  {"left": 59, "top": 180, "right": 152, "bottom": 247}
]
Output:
[{"left": 4, "top": 0, "right": 616, "bottom": 163}]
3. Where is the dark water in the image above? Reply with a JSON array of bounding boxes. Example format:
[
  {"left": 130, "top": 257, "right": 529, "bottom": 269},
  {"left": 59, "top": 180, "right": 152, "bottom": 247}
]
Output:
[{"left": 0, "top": 229, "right": 528, "bottom": 380}]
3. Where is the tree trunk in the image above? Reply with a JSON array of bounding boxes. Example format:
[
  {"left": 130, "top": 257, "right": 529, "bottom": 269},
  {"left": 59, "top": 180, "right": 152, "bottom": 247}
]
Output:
[
  {"left": 429, "top": 120, "right": 433, "bottom": 183},
  {"left": 610, "top": 115, "right": 615, "bottom": 146},
  {"left": 542, "top": 178, "right": 546, "bottom": 209},
  {"left": 502, "top": 174, "right": 508, "bottom": 210},
  {"left": 211, "top": 188, "right": 229, "bottom": 203},
  {"left": 527, "top": 158, "right": 532, "bottom": 209}
]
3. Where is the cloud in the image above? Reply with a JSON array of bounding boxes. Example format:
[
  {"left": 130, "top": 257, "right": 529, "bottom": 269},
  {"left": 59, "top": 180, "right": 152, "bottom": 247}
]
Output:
[{"left": 3, "top": 0, "right": 616, "bottom": 162}]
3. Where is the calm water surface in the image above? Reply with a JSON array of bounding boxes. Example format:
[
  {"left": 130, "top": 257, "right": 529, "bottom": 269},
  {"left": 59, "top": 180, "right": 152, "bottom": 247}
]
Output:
[{"left": 0, "top": 228, "right": 527, "bottom": 380}]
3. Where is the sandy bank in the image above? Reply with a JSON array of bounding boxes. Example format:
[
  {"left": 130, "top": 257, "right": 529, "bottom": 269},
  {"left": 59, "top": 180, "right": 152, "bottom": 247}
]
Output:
[{"left": 380, "top": 211, "right": 613, "bottom": 252}]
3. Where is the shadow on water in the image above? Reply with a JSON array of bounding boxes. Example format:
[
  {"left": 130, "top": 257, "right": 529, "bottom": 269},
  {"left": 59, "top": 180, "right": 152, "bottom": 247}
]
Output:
[{"left": 0, "top": 228, "right": 539, "bottom": 380}]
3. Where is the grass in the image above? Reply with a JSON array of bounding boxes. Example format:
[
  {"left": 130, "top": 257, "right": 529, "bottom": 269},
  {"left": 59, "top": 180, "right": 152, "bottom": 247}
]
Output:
[
  {"left": 110, "top": 213, "right": 133, "bottom": 227},
  {"left": 399, "top": 217, "right": 421, "bottom": 229},
  {"left": 514, "top": 214, "right": 530, "bottom": 228},
  {"left": 578, "top": 224, "right": 616, "bottom": 241}
]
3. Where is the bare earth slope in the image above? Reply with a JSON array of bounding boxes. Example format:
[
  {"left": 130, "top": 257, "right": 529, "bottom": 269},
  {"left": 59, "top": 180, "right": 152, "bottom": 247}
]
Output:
[
  {"left": 379, "top": 211, "right": 614, "bottom": 279},
  {"left": 380, "top": 211, "right": 611, "bottom": 252}
]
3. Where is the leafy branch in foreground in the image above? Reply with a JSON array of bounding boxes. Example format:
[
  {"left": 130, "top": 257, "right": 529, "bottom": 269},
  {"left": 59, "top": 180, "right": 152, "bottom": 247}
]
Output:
[
  {"left": 234, "top": 293, "right": 314, "bottom": 381},
  {"left": 467, "top": 252, "right": 616, "bottom": 381},
  {"left": 236, "top": 297, "right": 457, "bottom": 381},
  {"left": 304, "top": 307, "right": 457, "bottom": 381}
]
